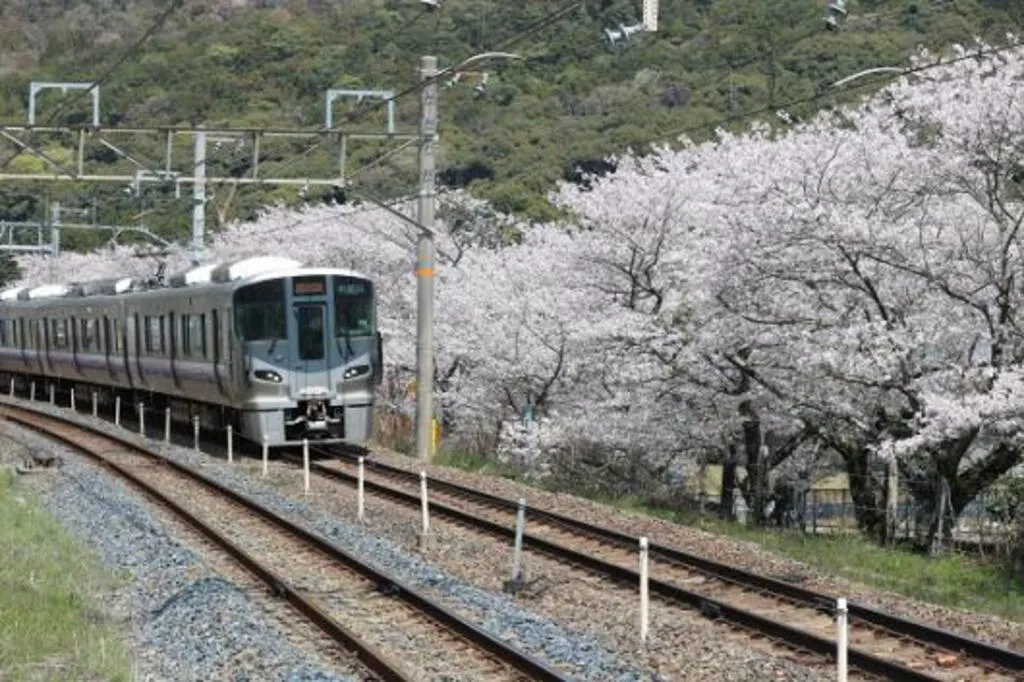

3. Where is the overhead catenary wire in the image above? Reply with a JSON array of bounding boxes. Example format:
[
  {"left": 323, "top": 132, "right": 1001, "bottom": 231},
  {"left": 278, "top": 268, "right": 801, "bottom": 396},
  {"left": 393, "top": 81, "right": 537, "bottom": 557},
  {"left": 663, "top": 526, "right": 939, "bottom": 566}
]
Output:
[
  {"left": 0, "top": 0, "right": 185, "bottom": 172},
  {"left": 658, "top": 37, "right": 1022, "bottom": 142},
  {"left": 259, "top": 0, "right": 585, "bottom": 186},
  {"left": 12, "top": 1, "right": 1011, "bottom": 247}
]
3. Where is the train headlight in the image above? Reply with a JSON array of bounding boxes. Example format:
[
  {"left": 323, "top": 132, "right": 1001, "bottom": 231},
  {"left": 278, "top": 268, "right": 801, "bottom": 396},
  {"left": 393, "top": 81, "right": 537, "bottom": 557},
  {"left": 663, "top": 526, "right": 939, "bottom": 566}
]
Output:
[
  {"left": 254, "top": 369, "right": 283, "bottom": 383},
  {"left": 342, "top": 364, "right": 370, "bottom": 380}
]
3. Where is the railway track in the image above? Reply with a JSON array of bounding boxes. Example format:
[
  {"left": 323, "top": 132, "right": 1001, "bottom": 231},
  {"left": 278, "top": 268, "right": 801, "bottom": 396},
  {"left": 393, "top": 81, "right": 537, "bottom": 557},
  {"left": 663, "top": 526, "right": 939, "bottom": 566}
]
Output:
[
  {"left": 298, "top": 446, "right": 1024, "bottom": 682},
  {"left": 0, "top": 402, "right": 571, "bottom": 682}
]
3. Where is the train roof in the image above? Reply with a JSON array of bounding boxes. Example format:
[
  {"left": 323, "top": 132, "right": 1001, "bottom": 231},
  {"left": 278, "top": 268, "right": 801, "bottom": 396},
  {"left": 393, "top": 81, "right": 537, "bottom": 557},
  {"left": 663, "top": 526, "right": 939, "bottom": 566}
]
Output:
[{"left": 0, "top": 257, "right": 371, "bottom": 306}]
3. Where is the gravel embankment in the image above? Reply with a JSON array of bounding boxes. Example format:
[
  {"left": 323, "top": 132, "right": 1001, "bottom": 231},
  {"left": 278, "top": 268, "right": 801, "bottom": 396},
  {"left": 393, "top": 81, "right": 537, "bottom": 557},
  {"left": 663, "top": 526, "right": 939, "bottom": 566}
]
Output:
[
  {"left": 176, "top": 443, "right": 841, "bottom": 679},
  {"left": 0, "top": 422, "right": 358, "bottom": 682},
  {"left": 6, "top": 402, "right": 656, "bottom": 682},
  {"left": 363, "top": 442, "right": 1024, "bottom": 654}
]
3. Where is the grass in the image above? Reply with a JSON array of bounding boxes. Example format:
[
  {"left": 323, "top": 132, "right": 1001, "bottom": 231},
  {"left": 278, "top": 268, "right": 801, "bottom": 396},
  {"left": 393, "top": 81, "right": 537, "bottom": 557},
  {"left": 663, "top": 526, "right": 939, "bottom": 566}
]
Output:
[
  {"left": 605, "top": 495, "right": 1024, "bottom": 622},
  {"left": 433, "top": 448, "right": 516, "bottom": 477},
  {"left": 431, "top": 451, "right": 1024, "bottom": 621},
  {"left": 0, "top": 469, "right": 131, "bottom": 681}
]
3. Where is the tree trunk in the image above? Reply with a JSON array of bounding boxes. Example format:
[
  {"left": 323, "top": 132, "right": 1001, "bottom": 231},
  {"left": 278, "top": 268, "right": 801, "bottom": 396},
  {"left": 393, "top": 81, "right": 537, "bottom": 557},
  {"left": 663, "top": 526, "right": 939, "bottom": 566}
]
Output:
[
  {"left": 902, "top": 433, "right": 1016, "bottom": 551},
  {"left": 843, "top": 447, "right": 887, "bottom": 541},
  {"left": 741, "top": 400, "right": 767, "bottom": 525},
  {"left": 720, "top": 446, "right": 738, "bottom": 521},
  {"left": 1013, "top": 519, "right": 1024, "bottom": 579}
]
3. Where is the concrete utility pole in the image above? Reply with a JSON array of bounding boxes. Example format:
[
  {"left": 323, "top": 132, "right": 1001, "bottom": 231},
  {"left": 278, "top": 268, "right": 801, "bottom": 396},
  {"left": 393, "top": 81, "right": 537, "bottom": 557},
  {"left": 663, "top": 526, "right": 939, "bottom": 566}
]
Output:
[
  {"left": 192, "top": 126, "right": 206, "bottom": 265},
  {"left": 415, "top": 55, "right": 438, "bottom": 462},
  {"left": 50, "top": 202, "right": 61, "bottom": 257}
]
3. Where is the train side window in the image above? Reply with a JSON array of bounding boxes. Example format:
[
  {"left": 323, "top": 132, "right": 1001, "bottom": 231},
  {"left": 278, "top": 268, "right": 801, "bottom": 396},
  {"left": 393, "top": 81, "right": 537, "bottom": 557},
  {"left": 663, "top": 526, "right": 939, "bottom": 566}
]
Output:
[
  {"left": 0, "top": 319, "right": 6, "bottom": 347},
  {"left": 114, "top": 319, "right": 122, "bottom": 354},
  {"left": 159, "top": 315, "right": 166, "bottom": 355},
  {"left": 102, "top": 317, "right": 110, "bottom": 354},
  {"left": 144, "top": 315, "right": 161, "bottom": 355},
  {"left": 81, "top": 319, "right": 93, "bottom": 352},
  {"left": 199, "top": 314, "right": 207, "bottom": 359}
]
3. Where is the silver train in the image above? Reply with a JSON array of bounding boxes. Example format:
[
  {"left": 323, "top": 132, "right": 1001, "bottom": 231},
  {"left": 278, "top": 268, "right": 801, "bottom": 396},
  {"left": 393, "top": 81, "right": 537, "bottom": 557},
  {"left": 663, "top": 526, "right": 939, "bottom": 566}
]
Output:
[{"left": 0, "top": 257, "right": 382, "bottom": 447}]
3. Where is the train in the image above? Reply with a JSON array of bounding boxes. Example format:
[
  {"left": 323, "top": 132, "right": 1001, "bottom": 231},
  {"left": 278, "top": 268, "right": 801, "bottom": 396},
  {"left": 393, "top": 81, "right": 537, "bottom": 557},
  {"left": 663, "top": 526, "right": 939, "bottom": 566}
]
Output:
[{"left": 0, "top": 256, "right": 383, "bottom": 447}]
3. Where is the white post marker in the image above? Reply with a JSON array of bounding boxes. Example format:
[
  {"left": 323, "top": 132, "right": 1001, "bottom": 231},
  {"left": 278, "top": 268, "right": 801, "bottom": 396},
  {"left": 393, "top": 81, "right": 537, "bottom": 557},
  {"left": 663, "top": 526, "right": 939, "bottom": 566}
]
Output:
[
  {"left": 139, "top": 402, "right": 145, "bottom": 436},
  {"left": 193, "top": 415, "right": 200, "bottom": 450},
  {"left": 49, "top": 383, "right": 54, "bottom": 405},
  {"left": 302, "top": 439, "right": 310, "bottom": 494},
  {"left": 8, "top": 376, "right": 13, "bottom": 397},
  {"left": 164, "top": 407, "right": 171, "bottom": 443},
  {"left": 640, "top": 536, "right": 650, "bottom": 645},
  {"left": 261, "top": 435, "right": 269, "bottom": 478},
  {"left": 420, "top": 470, "right": 430, "bottom": 536},
  {"left": 357, "top": 456, "right": 365, "bottom": 522},
  {"left": 30, "top": 381, "right": 35, "bottom": 402},
  {"left": 226, "top": 424, "right": 233, "bottom": 464},
  {"left": 92, "top": 391, "right": 97, "bottom": 417},
  {"left": 70, "top": 387, "right": 75, "bottom": 411},
  {"left": 114, "top": 396, "right": 121, "bottom": 426},
  {"left": 507, "top": 498, "right": 527, "bottom": 591},
  {"left": 836, "top": 597, "right": 848, "bottom": 682}
]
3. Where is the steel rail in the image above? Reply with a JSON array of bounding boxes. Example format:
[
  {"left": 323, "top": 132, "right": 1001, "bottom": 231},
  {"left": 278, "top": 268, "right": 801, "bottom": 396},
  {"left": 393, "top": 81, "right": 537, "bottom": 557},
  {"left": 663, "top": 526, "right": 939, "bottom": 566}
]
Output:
[
  {"left": 318, "top": 446, "right": 1024, "bottom": 677},
  {"left": 0, "top": 403, "right": 570, "bottom": 682},
  {"left": 296, "top": 451, "right": 937, "bottom": 681},
  {"left": 0, "top": 407, "right": 411, "bottom": 682}
]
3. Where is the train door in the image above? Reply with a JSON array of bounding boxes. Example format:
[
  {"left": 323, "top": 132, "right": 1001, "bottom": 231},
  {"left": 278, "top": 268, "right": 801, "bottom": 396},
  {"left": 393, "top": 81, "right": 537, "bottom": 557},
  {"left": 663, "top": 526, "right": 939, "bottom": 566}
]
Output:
[
  {"left": 290, "top": 303, "right": 332, "bottom": 397},
  {"left": 288, "top": 277, "right": 333, "bottom": 398}
]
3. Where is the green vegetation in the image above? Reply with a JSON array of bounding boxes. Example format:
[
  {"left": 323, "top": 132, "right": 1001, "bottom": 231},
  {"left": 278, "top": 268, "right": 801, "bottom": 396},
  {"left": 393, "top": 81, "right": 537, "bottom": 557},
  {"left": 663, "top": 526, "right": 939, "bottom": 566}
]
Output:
[
  {"left": 433, "top": 451, "right": 1024, "bottom": 620},
  {"left": 433, "top": 447, "right": 517, "bottom": 477},
  {"left": 2, "top": 0, "right": 1024, "bottom": 247},
  {"left": 0, "top": 469, "right": 130, "bottom": 681},
  {"left": 599, "top": 495, "right": 1024, "bottom": 621}
]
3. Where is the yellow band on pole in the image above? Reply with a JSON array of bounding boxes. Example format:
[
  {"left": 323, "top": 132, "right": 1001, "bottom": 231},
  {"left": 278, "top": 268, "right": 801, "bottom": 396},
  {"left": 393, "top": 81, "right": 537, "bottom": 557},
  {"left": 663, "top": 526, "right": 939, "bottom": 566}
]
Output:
[{"left": 416, "top": 267, "right": 434, "bottom": 277}]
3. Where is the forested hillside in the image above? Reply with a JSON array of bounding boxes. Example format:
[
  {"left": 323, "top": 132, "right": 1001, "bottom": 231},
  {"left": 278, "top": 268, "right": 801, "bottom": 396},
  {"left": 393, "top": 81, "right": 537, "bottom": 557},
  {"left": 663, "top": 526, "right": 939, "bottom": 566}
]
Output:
[{"left": 1, "top": 0, "right": 1023, "bottom": 245}]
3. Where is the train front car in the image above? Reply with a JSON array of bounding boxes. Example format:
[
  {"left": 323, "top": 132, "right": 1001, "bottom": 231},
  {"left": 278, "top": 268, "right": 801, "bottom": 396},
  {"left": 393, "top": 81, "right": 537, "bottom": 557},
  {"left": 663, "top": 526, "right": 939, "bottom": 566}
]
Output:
[{"left": 234, "top": 268, "right": 382, "bottom": 446}]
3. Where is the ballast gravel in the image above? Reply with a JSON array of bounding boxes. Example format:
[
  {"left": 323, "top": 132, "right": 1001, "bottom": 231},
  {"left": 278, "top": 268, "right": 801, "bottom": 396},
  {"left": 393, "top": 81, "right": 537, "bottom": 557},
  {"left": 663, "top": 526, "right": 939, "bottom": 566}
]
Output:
[
  {"left": 6, "top": 401, "right": 654, "bottom": 681},
  {"left": 0, "top": 422, "right": 356, "bottom": 682},
  {"left": 159, "top": 446, "right": 649, "bottom": 680}
]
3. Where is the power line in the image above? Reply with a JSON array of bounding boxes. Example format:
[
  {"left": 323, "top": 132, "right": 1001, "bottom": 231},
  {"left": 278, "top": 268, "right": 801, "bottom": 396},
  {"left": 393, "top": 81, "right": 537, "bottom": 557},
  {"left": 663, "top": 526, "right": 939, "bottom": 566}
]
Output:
[
  {"left": 344, "top": 1, "right": 584, "bottom": 127},
  {"left": 241, "top": 39, "right": 1024, "bottom": 242},
  {"left": 658, "top": 38, "right": 1020, "bottom": 142},
  {"left": 0, "top": 0, "right": 184, "bottom": 172},
  {"left": 265, "top": 1, "right": 584, "bottom": 182}
]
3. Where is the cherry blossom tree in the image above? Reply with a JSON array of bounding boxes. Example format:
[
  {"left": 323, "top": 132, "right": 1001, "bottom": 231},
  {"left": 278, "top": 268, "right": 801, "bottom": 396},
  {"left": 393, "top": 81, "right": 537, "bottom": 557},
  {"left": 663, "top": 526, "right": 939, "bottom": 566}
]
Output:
[{"left": 554, "top": 38, "right": 1024, "bottom": 541}]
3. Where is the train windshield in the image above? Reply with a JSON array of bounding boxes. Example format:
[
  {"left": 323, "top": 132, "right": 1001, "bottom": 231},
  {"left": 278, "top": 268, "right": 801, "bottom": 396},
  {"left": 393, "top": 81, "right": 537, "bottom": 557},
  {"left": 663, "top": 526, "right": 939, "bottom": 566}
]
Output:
[
  {"left": 296, "top": 304, "right": 326, "bottom": 360},
  {"left": 234, "top": 279, "right": 286, "bottom": 341},
  {"left": 333, "top": 276, "right": 374, "bottom": 337}
]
